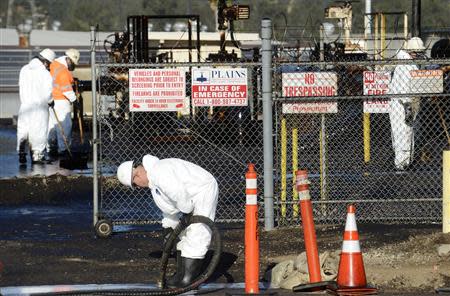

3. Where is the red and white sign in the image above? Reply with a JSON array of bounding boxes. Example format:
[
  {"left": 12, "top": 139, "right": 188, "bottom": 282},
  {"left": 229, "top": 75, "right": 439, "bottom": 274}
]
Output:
[
  {"left": 282, "top": 102, "right": 338, "bottom": 114},
  {"left": 282, "top": 72, "right": 338, "bottom": 97},
  {"left": 129, "top": 69, "right": 185, "bottom": 112},
  {"left": 363, "top": 71, "right": 391, "bottom": 96},
  {"left": 363, "top": 71, "right": 391, "bottom": 113},
  {"left": 191, "top": 68, "right": 248, "bottom": 106},
  {"left": 409, "top": 69, "right": 443, "bottom": 94}
]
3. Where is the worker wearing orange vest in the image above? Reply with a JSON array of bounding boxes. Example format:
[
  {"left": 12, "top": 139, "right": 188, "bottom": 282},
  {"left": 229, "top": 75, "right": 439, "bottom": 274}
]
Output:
[{"left": 47, "top": 48, "right": 80, "bottom": 156}]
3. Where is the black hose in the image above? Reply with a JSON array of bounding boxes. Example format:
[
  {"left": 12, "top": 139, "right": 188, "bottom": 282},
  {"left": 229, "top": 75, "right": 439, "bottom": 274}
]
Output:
[{"left": 36, "top": 215, "right": 222, "bottom": 296}]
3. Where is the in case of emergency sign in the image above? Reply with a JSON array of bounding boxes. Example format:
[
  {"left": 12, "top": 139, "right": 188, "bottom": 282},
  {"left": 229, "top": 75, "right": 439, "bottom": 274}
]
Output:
[
  {"left": 129, "top": 69, "right": 186, "bottom": 112},
  {"left": 363, "top": 71, "right": 391, "bottom": 113},
  {"left": 282, "top": 72, "right": 338, "bottom": 97},
  {"left": 191, "top": 68, "right": 248, "bottom": 106}
]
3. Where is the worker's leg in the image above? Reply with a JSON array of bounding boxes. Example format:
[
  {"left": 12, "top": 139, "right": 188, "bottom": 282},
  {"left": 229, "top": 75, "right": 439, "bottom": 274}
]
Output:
[
  {"left": 389, "top": 98, "right": 414, "bottom": 170},
  {"left": 16, "top": 105, "right": 29, "bottom": 164},
  {"left": 28, "top": 106, "right": 50, "bottom": 163},
  {"left": 47, "top": 106, "right": 58, "bottom": 156},
  {"left": 177, "top": 179, "right": 219, "bottom": 259},
  {"left": 170, "top": 180, "right": 218, "bottom": 287},
  {"left": 53, "top": 100, "right": 72, "bottom": 154}
]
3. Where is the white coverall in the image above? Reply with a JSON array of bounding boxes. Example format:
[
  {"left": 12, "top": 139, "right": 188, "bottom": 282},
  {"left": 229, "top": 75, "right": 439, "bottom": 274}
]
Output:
[
  {"left": 47, "top": 56, "right": 77, "bottom": 153},
  {"left": 142, "top": 155, "right": 219, "bottom": 259},
  {"left": 17, "top": 58, "right": 53, "bottom": 159},
  {"left": 388, "top": 50, "right": 419, "bottom": 170}
]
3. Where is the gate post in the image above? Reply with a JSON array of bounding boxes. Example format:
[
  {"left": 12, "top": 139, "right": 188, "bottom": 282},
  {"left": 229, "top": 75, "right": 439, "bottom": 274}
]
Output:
[
  {"left": 261, "top": 18, "right": 274, "bottom": 231},
  {"left": 90, "top": 26, "right": 99, "bottom": 227}
]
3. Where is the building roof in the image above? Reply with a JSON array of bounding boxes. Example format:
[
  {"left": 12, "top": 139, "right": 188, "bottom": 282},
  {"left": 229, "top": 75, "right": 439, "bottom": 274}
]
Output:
[{"left": 0, "top": 28, "right": 260, "bottom": 48}]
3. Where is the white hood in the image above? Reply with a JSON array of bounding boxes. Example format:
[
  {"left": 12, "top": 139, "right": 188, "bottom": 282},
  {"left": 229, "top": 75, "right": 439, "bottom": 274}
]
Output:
[
  {"left": 28, "top": 58, "right": 45, "bottom": 70},
  {"left": 142, "top": 154, "right": 160, "bottom": 187}
]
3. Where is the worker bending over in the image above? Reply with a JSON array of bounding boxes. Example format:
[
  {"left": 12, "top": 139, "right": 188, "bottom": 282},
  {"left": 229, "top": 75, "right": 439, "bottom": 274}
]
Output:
[{"left": 117, "top": 155, "right": 219, "bottom": 288}]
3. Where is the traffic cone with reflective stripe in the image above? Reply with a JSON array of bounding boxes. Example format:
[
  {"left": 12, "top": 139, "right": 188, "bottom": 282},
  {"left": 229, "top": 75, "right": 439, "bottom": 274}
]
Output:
[
  {"left": 245, "top": 163, "right": 259, "bottom": 294},
  {"left": 337, "top": 204, "right": 369, "bottom": 289}
]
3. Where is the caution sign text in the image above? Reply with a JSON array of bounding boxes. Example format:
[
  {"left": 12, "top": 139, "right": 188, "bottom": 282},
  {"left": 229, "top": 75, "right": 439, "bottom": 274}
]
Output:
[
  {"left": 129, "top": 69, "right": 186, "bottom": 112},
  {"left": 282, "top": 72, "right": 338, "bottom": 97},
  {"left": 282, "top": 102, "right": 338, "bottom": 114},
  {"left": 363, "top": 71, "right": 391, "bottom": 113},
  {"left": 409, "top": 69, "right": 443, "bottom": 94}
]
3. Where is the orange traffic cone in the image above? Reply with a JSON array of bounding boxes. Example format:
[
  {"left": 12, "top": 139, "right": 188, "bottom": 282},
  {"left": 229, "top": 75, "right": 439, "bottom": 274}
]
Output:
[{"left": 335, "top": 205, "right": 377, "bottom": 295}]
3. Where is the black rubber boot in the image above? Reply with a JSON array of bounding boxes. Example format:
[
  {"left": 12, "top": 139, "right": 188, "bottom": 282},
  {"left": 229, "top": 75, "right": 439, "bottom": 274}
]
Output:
[
  {"left": 175, "top": 257, "right": 204, "bottom": 288},
  {"left": 18, "top": 153, "right": 26, "bottom": 164},
  {"left": 18, "top": 140, "right": 27, "bottom": 164},
  {"left": 166, "top": 251, "right": 182, "bottom": 288}
]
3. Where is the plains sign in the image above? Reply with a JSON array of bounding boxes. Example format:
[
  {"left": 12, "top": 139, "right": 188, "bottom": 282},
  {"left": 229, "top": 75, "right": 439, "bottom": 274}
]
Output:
[{"left": 191, "top": 68, "right": 248, "bottom": 106}]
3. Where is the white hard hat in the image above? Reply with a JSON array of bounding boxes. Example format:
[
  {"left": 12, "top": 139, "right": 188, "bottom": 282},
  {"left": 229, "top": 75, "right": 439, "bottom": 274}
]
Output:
[
  {"left": 39, "top": 48, "right": 55, "bottom": 62},
  {"left": 406, "top": 37, "right": 425, "bottom": 52},
  {"left": 117, "top": 161, "right": 134, "bottom": 187},
  {"left": 65, "top": 48, "right": 80, "bottom": 65}
]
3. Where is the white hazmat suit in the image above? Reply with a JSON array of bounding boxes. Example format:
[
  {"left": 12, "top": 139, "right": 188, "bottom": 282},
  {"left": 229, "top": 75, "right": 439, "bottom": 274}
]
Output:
[
  {"left": 17, "top": 58, "right": 53, "bottom": 160},
  {"left": 388, "top": 50, "right": 420, "bottom": 170},
  {"left": 142, "top": 155, "right": 219, "bottom": 259}
]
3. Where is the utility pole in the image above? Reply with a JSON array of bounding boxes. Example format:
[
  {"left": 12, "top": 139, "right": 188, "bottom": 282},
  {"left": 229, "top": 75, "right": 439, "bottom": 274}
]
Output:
[
  {"left": 365, "top": 0, "right": 371, "bottom": 35},
  {"left": 412, "top": 0, "right": 421, "bottom": 37},
  {"left": 6, "top": 0, "right": 14, "bottom": 28},
  {"left": 187, "top": 0, "right": 192, "bottom": 14}
]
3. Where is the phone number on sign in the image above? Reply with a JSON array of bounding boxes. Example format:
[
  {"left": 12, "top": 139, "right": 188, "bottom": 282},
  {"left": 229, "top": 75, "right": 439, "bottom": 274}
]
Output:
[{"left": 193, "top": 98, "right": 247, "bottom": 106}]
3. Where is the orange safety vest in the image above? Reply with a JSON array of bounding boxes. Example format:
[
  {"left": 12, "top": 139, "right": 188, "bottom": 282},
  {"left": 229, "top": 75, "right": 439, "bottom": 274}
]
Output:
[{"left": 50, "top": 60, "right": 74, "bottom": 100}]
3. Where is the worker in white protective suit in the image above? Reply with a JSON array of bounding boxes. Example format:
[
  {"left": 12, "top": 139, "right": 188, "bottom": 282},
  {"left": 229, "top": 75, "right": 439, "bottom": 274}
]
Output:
[
  {"left": 117, "top": 155, "right": 219, "bottom": 288},
  {"left": 388, "top": 37, "right": 425, "bottom": 170},
  {"left": 17, "top": 48, "right": 55, "bottom": 164},
  {"left": 47, "top": 48, "right": 80, "bottom": 157}
]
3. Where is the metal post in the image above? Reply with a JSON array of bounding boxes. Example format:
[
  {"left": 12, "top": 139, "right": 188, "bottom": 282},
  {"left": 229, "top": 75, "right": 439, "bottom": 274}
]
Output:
[
  {"left": 365, "top": 0, "right": 372, "bottom": 35},
  {"left": 319, "top": 24, "right": 324, "bottom": 62},
  {"left": 90, "top": 26, "right": 99, "bottom": 227},
  {"left": 319, "top": 25, "right": 327, "bottom": 210},
  {"left": 443, "top": 150, "right": 450, "bottom": 233},
  {"left": 261, "top": 18, "right": 274, "bottom": 231},
  {"left": 381, "top": 13, "right": 386, "bottom": 60},
  {"left": 404, "top": 13, "right": 409, "bottom": 41},
  {"left": 412, "top": 0, "right": 421, "bottom": 38},
  {"left": 320, "top": 115, "right": 327, "bottom": 207},
  {"left": 374, "top": 13, "right": 379, "bottom": 60}
]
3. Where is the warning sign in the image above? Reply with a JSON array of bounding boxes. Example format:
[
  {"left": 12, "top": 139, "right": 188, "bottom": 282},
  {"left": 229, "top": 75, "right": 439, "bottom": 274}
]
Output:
[
  {"left": 363, "top": 71, "right": 391, "bottom": 113},
  {"left": 129, "top": 69, "right": 186, "bottom": 112},
  {"left": 409, "top": 69, "right": 443, "bottom": 94},
  {"left": 282, "top": 102, "right": 338, "bottom": 114},
  {"left": 282, "top": 72, "right": 338, "bottom": 97},
  {"left": 191, "top": 68, "right": 248, "bottom": 106},
  {"left": 363, "top": 71, "right": 391, "bottom": 96}
]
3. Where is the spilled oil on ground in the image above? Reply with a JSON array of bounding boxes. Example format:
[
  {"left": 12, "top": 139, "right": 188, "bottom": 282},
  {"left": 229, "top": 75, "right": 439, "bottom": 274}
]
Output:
[
  {"left": 1, "top": 125, "right": 450, "bottom": 295},
  {"left": 0, "top": 174, "right": 449, "bottom": 295}
]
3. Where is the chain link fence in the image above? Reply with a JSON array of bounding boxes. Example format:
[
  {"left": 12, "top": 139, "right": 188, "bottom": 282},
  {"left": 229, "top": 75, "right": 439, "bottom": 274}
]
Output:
[
  {"left": 92, "top": 25, "right": 450, "bottom": 228},
  {"left": 96, "top": 62, "right": 264, "bottom": 225},
  {"left": 274, "top": 57, "right": 450, "bottom": 226}
]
